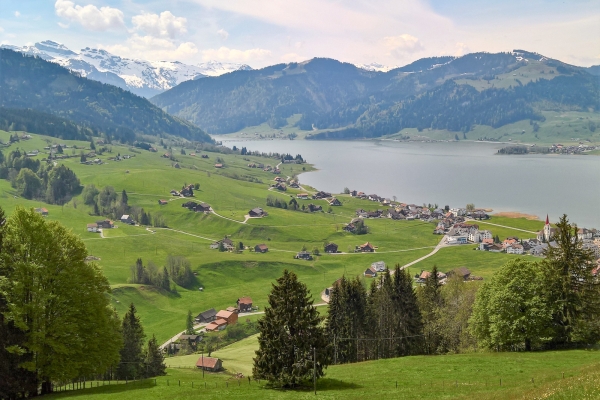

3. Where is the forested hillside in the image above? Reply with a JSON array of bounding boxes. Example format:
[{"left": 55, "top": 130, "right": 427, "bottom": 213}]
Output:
[
  {"left": 151, "top": 51, "right": 599, "bottom": 138},
  {"left": 0, "top": 49, "right": 212, "bottom": 143},
  {"left": 0, "top": 108, "right": 93, "bottom": 140}
]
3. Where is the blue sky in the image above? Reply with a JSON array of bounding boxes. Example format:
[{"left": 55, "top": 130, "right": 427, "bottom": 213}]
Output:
[{"left": 1, "top": 0, "right": 598, "bottom": 67}]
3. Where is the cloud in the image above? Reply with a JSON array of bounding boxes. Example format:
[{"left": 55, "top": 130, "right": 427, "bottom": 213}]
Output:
[
  {"left": 202, "top": 46, "right": 272, "bottom": 62},
  {"left": 14, "top": 11, "right": 20, "bottom": 17},
  {"left": 454, "top": 42, "right": 470, "bottom": 57},
  {"left": 102, "top": 34, "right": 198, "bottom": 61},
  {"left": 54, "top": 0, "right": 125, "bottom": 31},
  {"left": 383, "top": 34, "right": 424, "bottom": 57},
  {"left": 132, "top": 11, "right": 187, "bottom": 39},
  {"left": 216, "top": 28, "right": 229, "bottom": 40}
]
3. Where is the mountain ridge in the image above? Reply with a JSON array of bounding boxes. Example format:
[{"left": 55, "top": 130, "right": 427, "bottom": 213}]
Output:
[{"left": 1, "top": 40, "right": 253, "bottom": 97}]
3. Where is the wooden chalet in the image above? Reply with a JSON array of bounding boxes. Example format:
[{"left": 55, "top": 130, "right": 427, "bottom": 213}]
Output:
[
  {"left": 194, "top": 308, "right": 217, "bottom": 324},
  {"left": 324, "top": 243, "right": 338, "bottom": 253},
  {"left": 237, "top": 297, "right": 253, "bottom": 313},
  {"left": 356, "top": 242, "right": 375, "bottom": 252},
  {"left": 254, "top": 244, "right": 269, "bottom": 253},
  {"left": 196, "top": 356, "right": 222, "bottom": 372}
]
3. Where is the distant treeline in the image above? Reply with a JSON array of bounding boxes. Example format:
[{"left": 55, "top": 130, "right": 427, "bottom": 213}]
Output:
[
  {"left": 498, "top": 145, "right": 551, "bottom": 154},
  {"left": 0, "top": 108, "right": 93, "bottom": 141}
]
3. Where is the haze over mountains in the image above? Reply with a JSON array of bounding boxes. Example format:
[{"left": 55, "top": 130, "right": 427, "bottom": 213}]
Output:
[
  {"left": 151, "top": 51, "right": 600, "bottom": 138},
  {"left": 1, "top": 40, "right": 253, "bottom": 97}
]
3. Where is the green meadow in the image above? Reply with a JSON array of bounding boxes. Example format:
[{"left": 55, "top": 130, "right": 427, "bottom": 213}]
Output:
[{"left": 0, "top": 130, "right": 549, "bottom": 343}]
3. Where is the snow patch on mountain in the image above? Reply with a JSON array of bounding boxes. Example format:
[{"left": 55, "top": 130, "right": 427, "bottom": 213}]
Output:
[
  {"left": 356, "top": 62, "right": 399, "bottom": 72},
  {"left": 2, "top": 40, "right": 254, "bottom": 97}
]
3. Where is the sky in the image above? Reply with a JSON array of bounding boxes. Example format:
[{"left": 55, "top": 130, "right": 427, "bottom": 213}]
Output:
[{"left": 1, "top": 0, "right": 599, "bottom": 68}]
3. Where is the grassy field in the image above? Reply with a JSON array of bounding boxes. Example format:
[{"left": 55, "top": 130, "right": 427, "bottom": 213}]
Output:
[
  {"left": 45, "top": 346, "right": 600, "bottom": 399},
  {"left": 0, "top": 130, "right": 549, "bottom": 343}
]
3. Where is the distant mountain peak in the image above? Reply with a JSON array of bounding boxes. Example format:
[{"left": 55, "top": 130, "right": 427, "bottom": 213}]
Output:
[{"left": 2, "top": 40, "right": 254, "bottom": 97}]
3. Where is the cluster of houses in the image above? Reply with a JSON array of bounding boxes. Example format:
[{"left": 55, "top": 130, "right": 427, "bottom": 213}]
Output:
[
  {"left": 86, "top": 219, "right": 114, "bottom": 232},
  {"left": 247, "top": 163, "right": 281, "bottom": 174},
  {"left": 193, "top": 297, "right": 254, "bottom": 333},
  {"left": 549, "top": 143, "right": 600, "bottom": 155},
  {"left": 182, "top": 201, "right": 212, "bottom": 213},
  {"left": 295, "top": 191, "right": 341, "bottom": 209},
  {"left": 414, "top": 267, "right": 480, "bottom": 284},
  {"left": 170, "top": 184, "right": 195, "bottom": 197}
]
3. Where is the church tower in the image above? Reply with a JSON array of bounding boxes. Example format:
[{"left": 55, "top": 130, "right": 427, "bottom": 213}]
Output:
[{"left": 543, "top": 215, "right": 552, "bottom": 241}]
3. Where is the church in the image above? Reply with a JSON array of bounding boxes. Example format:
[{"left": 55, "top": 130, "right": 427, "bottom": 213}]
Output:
[{"left": 537, "top": 215, "right": 557, "bottom": 242}]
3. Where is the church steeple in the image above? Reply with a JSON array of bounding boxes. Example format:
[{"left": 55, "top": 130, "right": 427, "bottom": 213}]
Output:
[{"left": 545, "top": 214, "right": 550, "bottom": 225}]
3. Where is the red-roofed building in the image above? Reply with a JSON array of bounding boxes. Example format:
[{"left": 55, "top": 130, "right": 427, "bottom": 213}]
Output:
[
  {"left": 237, "top": 297, "right": 253, "bottom": 313},
  {"left": 216, "top": 310, "right": 238, "bottom": 325},
  {"left": 205, "top": 319, "right": 228, "bottom": 332},
  {"left": 196, "top": 356, "right": 222, "bottom": 372}
]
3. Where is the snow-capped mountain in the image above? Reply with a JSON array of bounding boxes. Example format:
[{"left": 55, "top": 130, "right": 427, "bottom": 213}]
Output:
[
  {"left": 2, "top": 40, "right": 253, "bottom": 98},
  {"left": 356, "top": 62, "right": 400, "bottom": 72}
]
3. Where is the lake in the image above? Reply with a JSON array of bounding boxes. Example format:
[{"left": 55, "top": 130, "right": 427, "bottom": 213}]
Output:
[{"left": 213, "top": 137, "right": 600, "bottom": 229}]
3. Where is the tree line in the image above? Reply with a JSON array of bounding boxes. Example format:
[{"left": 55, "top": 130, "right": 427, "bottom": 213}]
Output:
[
  {"left": 0, "top": 207, "right": 166, "bottom": 398},
  {"left": 81, "top": 184, "right": 166, "bottom": 227},
  {"left": 0, "top": 149, "right": 80, "bottom": 204},
  {"left": 130, "top": 256, "right": 196, "bottom": 291}
]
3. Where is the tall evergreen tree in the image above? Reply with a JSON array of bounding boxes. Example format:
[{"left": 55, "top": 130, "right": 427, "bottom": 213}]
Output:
[
  {"left": 253, "top": 270, "right": 329, "bottom": 387},
  {"left": 117, "top": 303, "right": 146, "bottom": 379},
  {"left": 417, "top": 265, "right": 443, "bottom": 354},
  {"left": 391, "top": 265, "right": 423, "bottom": 357},
  {"left": 185, "top": 310, "right": 195, "bottom": 335},
  {"left": 162, "top": 267, "right": 171, "bottom": 291},
  {"left": 144, "top": 335, "right": 166, "bottom": 378},
  {"left": 544, "top": 215, "right": 600, "bottom": 344},
  {"left": 121, "top": 189, "right": 128, "bottom": 206}
]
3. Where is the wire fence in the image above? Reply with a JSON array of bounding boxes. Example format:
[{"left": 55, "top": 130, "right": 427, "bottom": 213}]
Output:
[{"left": 51, "top": 369, "right": 577, "bottom": 396}]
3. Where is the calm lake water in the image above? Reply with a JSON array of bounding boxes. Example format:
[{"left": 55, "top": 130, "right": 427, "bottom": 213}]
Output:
[{"left": 213, "top": 137, "right": 600, "bottom": 229}]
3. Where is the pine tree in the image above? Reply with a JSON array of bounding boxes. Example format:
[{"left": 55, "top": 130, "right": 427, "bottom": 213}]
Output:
[
  {"left": 253, "top": 270, "right": 329, "bottom": 387},
  {"left": 185, "top": 310, "right": 195, "bottom": 335},
  {"left": 117, "top": 303, "right": 146, "bottom": 379},
  {"left": 162, "top": 267, "right": 170, "bottom": 291},
  {"left": 418, "top": 265, "right": 443, "bottom": 354},
  {"left": 144, "top": 335, "right": 166, "bottom": 378},
  {"left": 391, "top": 265, "right": 423, "bottom": 356},
  {"left": 121, "top": 189, "right": 128, "bottom": 206},
  {"left": 544, "top": 215, "right": 600, "bottom": 344}
]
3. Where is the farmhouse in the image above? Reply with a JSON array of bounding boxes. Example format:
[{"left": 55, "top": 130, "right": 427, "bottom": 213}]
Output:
[
  {"left": 363, "top": 267, "right": 377, "bottom": 278},
  {"left": 210, "top": 237, "right": 234, "bottom": 250},
  {"left": 196, "top": 356, "right": 222, "bottom": 372},
  {"left": 447, "top": 267, "right": 471, "bottom": 281},
  {"left": 196, "top": 203, "right": 212, "bottom": 212},
  {"left": 356, "top": 242, "right": 375, "bottom": 253},
  {"left": 180, "top": 184, "right": 194, "bottom": 197},
  {"left": 96, "top": 219, "right": 114, "bottom": 229},
  {"left": 120, "top": 215, "right": 135, "bottom": 225},
  {"left": 307, "top": 204, "right": 322, "bottom": 212},
  {"left": 194, "top": 308, "right": 217, "bottom": 324},
  {"left": 216, "top": 310, "right": 238, "bottom": 325},
  {"left": 297, "top": 193, "right": 309, "bottom": 200},
  {"left": 35, "top": 208, "right": 49, "bottom": 216},
  {"left": 327, "top": 197, "right": 342, "bottom": 206},
  {"left": 254, "top": 244, "right": 269, "bottom": 253},
  {"left": 312, "top": 191, "right": 332, "bottom": 200},
  {"left": 205, "top": 319, "right": 228, "bottom": 332},
  {"left": 158, "top": 199, "right": 168, "bottom": 205},
  {"left": 249, "top": 207, "right": 268, "bottom": 217},
  {"left": 87, "top": 223, "right": 98, "bottom": 233},
  {"left": 237, "top": 297, "right": 253, "bottom": 313},
  {"left": 324, "top": 243, "right": 338, "bottom": 253},
  {"left": 295, "top": 251, "right": 313, "bottom": 260}
]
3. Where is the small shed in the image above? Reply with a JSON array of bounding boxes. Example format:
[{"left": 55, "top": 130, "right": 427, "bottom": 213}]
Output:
[
  {"left": 324, "top": 243, "right": 338, "bottom": 253},
  {"left": 196, "top": 356, "right": 222, "bottom": 372},
  {"left": 120, "top": 215, "right": 134, "bottom": 225}
]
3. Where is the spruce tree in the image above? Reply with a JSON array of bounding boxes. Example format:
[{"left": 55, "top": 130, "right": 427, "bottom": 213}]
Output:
[
  {"left": 391, "top": 265, "right": 423, "bottom": 356},
  {"left": 545, "top": 215, "right": 600, "bottom": 344},
  {"left": 117, "top": 303, "right": 146, "bottom": 379},
  {"left": 185, "top": 310, "right": 195, "bottom": 335},
  {"left": 418, "top": 265, "right": 443, "bottom": 354},
  {"left": 162, "top": 267, "right": 171, "bottom": 291},
  {"left": 144, "top": 335, "right": 166, "bottom": 377},
  {"left": 253, "top": 270, "right": 329, "bottom": 387},
  {"left": 121, "top": 190, "right": 128, "bottom": 206}
]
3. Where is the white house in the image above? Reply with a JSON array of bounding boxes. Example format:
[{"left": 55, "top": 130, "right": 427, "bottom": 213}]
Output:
[
  {"left": 450, "top": 208, "right": 466, "bottom": 217},
  {"left": 578, "top": 228, "right": 593, "bottom": 241},
  {"left": 371, "top": 261, "right": 386, "bottom": 272},
  {"left": 87, "top": 223, "right": 98, "bottom": 233},
  {"left": 506, "top": 243, "right": 524, "bottom": 254},
  {"left": 447, "top": 236, "right": 468, "bottom": 245}
]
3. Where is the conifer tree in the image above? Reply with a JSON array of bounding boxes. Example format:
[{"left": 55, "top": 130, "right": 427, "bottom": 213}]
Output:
[
  {"left": 544, "top": 215, "right": 600, "bottom": 344},
  {"left": 418, "top": 265, "right": 443, "bottom": 354},
  {"left": 162, "top": 267, "right": 171, "bottom": 291},
  {"left": 185, "top": 310, "right": 195, "bottom": 335},
  {"left": 391, "top": 265, "right": 423, "bottom": 356},
  {"left": 144, "top": 335, "right": 166, "bottom": 377},
  {"left": 253, "top": 270, "right": 329, "bottom": 387},
  {"left": 121, "top": 189, "right": 128, "bottom": 206},
  {"left": 117, "top": 303, "right": 146, "bottom": 379}
]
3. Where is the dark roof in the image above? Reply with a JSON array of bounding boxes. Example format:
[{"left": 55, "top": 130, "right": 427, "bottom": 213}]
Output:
[
  {"left": 196, "top": 308, "right": 217, "bottom": 320},
  {"left": 450, "top": 267, "right": 471, "bottom": 277},
  {"left": 178, "top": 334, "right": 200, "bottom": 341},
  {"left": 196, "top": 356, "right": 221, "bottom": 369}
]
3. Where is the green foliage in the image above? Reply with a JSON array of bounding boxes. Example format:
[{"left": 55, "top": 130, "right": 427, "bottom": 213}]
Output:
[
  {"left": 470, "top": 259, "right": 553, "bottom": 351},
  {"left": 82, "top": 184, "right": 100, "bottom": 206},
  {"left": 166, "top": 255, "right": 195, "bottom": 288},
  {"left": 185, "top": 310, "right": 194, "bottom": 335},
  {"left": 15, "top": 167, "right": 42, "bottom": 199},
  {"left": 144, "top": 335, "right": 166, "bottom": 378},
  {"left": 0, "top": 49, "right": 212, "bottom": 143},
  {"left": 117, "top": 303, "right": 146, "bottom": 379},
  {"left": 0, "top": 207, "right": 122, "bottom": 393},
  {"left": 129, "top": 259, "right": 171, "bottom": 292},
  {"left": 544, "top": 215, "right": 600, "bottom": 344},
  {"left": 0, "top": 108, "right": 93, "bottom": 140},
  {"left": 45, "top": 164, "right": 81, "bottom": 204},
  {"left": 253, "top": 269, "right": 329, "bottom": 387}
]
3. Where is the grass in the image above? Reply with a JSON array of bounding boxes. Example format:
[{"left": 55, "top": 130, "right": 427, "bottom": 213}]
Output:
[
  {"left": 45, "top": 348, "right": 600, "bottom": 400},
  {"left": 0, "top": 130, "right": 546, "bottom": 343}
]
